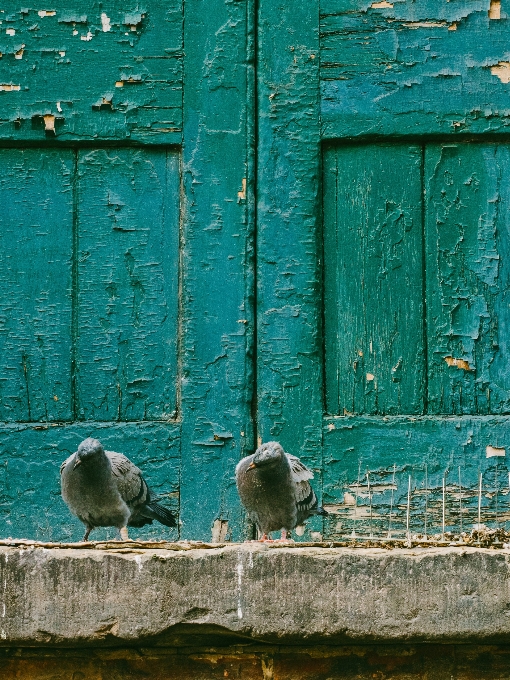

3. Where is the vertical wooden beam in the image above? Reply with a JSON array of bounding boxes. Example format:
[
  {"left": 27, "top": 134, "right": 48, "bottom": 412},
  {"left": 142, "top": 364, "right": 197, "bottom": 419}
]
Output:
[
  {"left": 257, "top": 0, "right": 323, "bottom": 514},
  {"left": 180, "top": 0, "right": 254, "bottom": 539}
]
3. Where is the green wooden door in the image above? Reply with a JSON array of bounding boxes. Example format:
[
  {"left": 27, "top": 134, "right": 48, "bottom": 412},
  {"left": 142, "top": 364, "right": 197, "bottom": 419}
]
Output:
[
  {"left": 0, "top": 1, "right": 253, "bottom": 541},
  {"left": 258, "top": 0, "right": 510, "bottom": 538}
]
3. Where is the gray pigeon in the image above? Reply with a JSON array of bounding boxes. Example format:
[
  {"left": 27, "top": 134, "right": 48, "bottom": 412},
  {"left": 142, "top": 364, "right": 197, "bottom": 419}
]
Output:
[
  {"left": 60, "top": 437, "right": 176, "bottom": 541},
  {"left": 236, "top": 441, "right": 328, "bottom": 541}
]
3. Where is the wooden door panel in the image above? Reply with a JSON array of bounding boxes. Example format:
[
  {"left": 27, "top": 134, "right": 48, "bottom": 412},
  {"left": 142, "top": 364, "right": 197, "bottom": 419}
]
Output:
[
  {"left": 321, "top": 0, "right": 510, "bottom": 138},
  {"left": 426, "top": 143, "right": 510, "bottom": 415},
  {"left": 259, "top": 0, "right": 510, "bottom": 539},
  {"left": 323, "top": 415, "right": 510, "bottom": 539},
  {"left": 0, "top": 0, "right": 253, "bottom": 542},
  {"left": 76, "top": 148, "right": 180, "bottom": 421},
  {"left": 324, "top": 144, "right": 424, "bottom": 416},
  {"left": 0, "top": 149, "right": 74, "bottom": 422},
  {"left": 0, "top": 3, "right": 182, "bottom": 144}
]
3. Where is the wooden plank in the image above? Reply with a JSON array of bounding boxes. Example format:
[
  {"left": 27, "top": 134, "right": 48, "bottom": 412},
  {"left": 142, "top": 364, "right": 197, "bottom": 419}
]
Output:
[
  {"left": 0, "top": 3, "right": 182, "bottom": 144},
  {"left": 179, "top": 0, "right": 253, "bottom": 540},
  {"left": 0, "top": 149, "right": 74, "bottom": 422},
  {"left": 320, "top": 0, "right": 510, "bottom": 138},
  {"left": 0, "top": 422, "right": 180, "bottom": 541},
  {"left": 324, "top": 144, "right": 425, "bottom": 415},
  {"left": 323, "top": 415, "right": 510, "bottom": 538},
  {"left": 426, "top": 144, "right": 510, "bottom": 415},
  {"left": 257, "top": 0, "right": 324, "bottom": 540},
  {"left": 76, "top": 149, "right": 180, "bottom": 421}
]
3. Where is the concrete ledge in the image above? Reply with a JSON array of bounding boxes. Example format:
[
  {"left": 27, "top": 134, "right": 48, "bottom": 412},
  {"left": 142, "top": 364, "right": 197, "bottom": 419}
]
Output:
[{"left": 2, "top": 543, "right": 510, "bottom": 645}]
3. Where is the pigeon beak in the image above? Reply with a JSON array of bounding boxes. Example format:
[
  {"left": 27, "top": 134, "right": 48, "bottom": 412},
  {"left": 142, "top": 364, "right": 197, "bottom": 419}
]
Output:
[
  {"left": 73, "top": 459, "right": 82, "bottom": 470},
  {"left": 247, "top": 462, "right": 257, "bottom": 471}
]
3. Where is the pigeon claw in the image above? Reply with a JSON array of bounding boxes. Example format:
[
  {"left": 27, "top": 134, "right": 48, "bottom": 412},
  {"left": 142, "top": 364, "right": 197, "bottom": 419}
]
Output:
[{"left": 120, "top": 527, "right": 133, "bottom": 542}]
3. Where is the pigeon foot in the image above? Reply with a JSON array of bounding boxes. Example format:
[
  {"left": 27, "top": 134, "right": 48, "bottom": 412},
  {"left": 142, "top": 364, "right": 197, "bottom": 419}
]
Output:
[
  {"left": 120, "top": 527, "right": 134, "bottom": 542},
  {"left": 275, "top": 529, "right": 294, "bottom": 543}
]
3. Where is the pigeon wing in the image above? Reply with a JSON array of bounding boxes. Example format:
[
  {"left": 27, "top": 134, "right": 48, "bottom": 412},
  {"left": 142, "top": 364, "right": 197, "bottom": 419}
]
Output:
[
  {"left": 286, "top": 453, "right": 319, "bottom": 523},
  {"left": 286, "top": 453, "right": 314, "bottom": 483},
  {"left": 106, "top": 451, "right": 150, "bottom": 508},
  {"left": 60, "top": 453, "right": 75, "bottom": 476}
]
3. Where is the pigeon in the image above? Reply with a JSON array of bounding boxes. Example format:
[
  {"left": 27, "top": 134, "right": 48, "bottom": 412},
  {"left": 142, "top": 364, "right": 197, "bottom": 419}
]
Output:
[
  {"left": 236, "top": 441, "right": 328, "bottom": 541},
  {"left": 60, "top": 437, "right": 176, "bottom": 541}
]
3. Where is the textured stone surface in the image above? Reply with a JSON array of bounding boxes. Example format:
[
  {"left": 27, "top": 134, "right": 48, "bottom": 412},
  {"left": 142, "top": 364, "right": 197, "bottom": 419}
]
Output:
[{"left": 2, "top": 544, "right": 510, "bottom": 645}]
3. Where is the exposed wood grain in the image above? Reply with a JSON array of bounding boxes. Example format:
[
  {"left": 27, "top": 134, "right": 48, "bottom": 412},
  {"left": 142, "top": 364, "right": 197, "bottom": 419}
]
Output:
[
  {"left": 0, "top": 422, "right": 180, "bottom": 542},
  {"left": 426, "top": 144, "right": 510, "bottom": 415},
  {"left": 0, "top": 3, "right": 182, "bottom": 143},
  {"left": 0, "top": 149, "right": 74, "bottom": 422},
  {"left": 76, "top": 149, "right": 180, "bottom": 421},
  {"left": 324, "top": 415, "right": 510, "bottom": 539},
  {"left": 324, "top": 144, "right": 425, "bottom": 415}
]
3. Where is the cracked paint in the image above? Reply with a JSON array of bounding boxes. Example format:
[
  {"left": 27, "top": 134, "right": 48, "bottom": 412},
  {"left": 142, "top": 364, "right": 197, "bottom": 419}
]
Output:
[
  {"left": 321, "top": 0, "right": 510, "bottom": 136},
  {"left": 0, "top": 6, "right": 183, "bottom": 143}
]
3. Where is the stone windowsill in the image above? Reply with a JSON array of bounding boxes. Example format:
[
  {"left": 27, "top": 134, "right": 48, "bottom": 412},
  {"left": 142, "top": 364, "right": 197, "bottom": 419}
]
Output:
[{"left": 1, "top": 541, "right": 510, "bottom": 646}]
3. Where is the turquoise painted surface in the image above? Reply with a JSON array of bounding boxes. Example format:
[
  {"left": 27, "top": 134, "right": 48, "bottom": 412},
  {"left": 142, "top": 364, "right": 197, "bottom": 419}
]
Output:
[
  {"left": 0, "top": 0, "right": 254, "bottom": 543},
  {"left": 0, "top": 149, "right": 74, "bottom": 422},
  {"left": 179, "top": 0, "right": 254, "bottom": 541},
  {"left": 323, "top": 145, "right": 425, "bottom": 416},
  {"left": 76, "top": 149, "right": 180, "bottom": 421},
  {"left": 0, "top": 422, "right": 180, "bottom": 541},
  {"left": 323, "top": 416, "right": 510, "bottom": 539},
  {"left": 321, "top": 0, "right": 510, "bottom": 137},
  {"left": 0, "top": 2, "right": 182, "bottom": 143}
]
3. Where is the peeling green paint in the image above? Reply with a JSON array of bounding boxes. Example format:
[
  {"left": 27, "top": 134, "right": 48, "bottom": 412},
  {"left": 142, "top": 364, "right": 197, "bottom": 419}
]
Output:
[{"left": 0, "top": 4, "right": 182, "bottom": 143}]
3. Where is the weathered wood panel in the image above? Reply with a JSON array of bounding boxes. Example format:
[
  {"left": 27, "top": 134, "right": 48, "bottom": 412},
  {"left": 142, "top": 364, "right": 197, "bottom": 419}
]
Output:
[
  {"left": 76, "top": 149, "right": 180, "bottom": 422},
  {"left": 0, "top": 422, "right": 180, "bottom": 541},
  {"left": 0, "top": 3, "right": 182, "bottom": 143},
  {"left": 426, "top": 143, "right": 510, "bottom": 415},
  {"left": 257, "top": 0, "right": 324, "bottom": 540},
  {"left": 320, "top": 0, "right": 510, "bottom": 138},
  {"left": 0, "top": 149, "right": 74, "bottom": 422},
  {"left": 179, "top": 0, "right": 254, "bottom": 540},
  {"left": 323, "top": 415, "right": 510, "bottom": 539},
  {"left": 324, "top": 144, "right": 424, "bottom": 415}
]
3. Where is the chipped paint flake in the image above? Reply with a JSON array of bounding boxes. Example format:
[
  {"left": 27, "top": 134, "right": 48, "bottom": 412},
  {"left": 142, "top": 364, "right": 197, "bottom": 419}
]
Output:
[
  {"left": 402, "top": 21, "right": 449, "bottom": 28},
  {"left": 80, "top": 31, "right": 93, "bottom": 41},
  {"left": 237, "top": 178, "right": 246, "bottom": 201},
  {"left": 5, "top": 28, "right": 15, "bottom": 36},
  {"left": 491, "top": 62, "right": 510, "bottom": 83},
  {"left": 486, "top": 445, "right": 505, "bottom": 458},
  {"left": 56, "top": 101, "right": 62, "bottom": 112},
  {"left": 0, "top": 84, "right": 20, "bottom": 91},
  {"left": 444, "top": 356, "right": 473, "bottom": 371},
  {"left": 43, "top": 114, "right": 55, "bottom": 132},
  {"left": 489, "top": 0, "right": 501, "bottom": 18},
  {"left": 37, "top": 10, "right": 56, "bottom": 17},
  {"left": 14, "top": 45, "right": 24, "bottom": 59},
  {"left": 115, "top": 81, "right": 124, "bottom": 87},
  {"left": 371, "top": 1, "right": 393, "bottom": 7},
  {"left": 101, "top": 13, "right": 111, "bottom": 32},
  {"left": 58, "top": 50, "right": 65, "bottom": 57},
  {"left": 366, "top": 373, "right": 375, "bottom": 381}
]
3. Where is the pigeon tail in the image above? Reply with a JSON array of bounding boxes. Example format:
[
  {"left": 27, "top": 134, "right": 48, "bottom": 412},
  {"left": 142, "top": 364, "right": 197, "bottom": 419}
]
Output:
[{"left": 142, "top": 502, "right": 177, "bottom": 528}]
